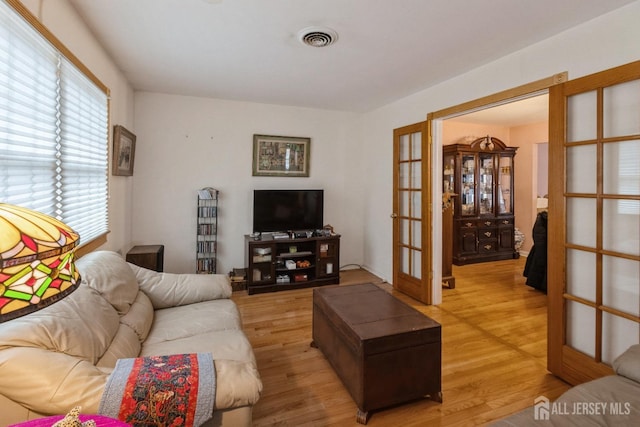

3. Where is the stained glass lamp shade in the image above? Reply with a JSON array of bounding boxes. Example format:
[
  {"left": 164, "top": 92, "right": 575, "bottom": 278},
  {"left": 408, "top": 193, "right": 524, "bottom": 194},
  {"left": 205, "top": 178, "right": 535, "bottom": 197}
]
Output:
[{"left": 0, "top": 204, "right": 81, "bottom": 323}]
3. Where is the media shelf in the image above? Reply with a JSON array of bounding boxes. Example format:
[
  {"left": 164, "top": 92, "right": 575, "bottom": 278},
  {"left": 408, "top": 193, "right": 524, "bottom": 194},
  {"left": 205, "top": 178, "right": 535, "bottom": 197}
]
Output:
[
  {"left": 245, "top": 233, "right": 340, "bottom": 295},
  {"left": 197, "top": 187, "right": 218, "bottom": 273}
]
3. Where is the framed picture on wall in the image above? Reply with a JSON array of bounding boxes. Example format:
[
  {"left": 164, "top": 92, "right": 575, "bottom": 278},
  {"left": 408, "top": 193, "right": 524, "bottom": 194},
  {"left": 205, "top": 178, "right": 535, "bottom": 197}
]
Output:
[
  {"left": 112, "top": 125, "right": 136, "bottom": 176},
  {"left": 252, "top": 134, "right": 310, "bottom": 177}
]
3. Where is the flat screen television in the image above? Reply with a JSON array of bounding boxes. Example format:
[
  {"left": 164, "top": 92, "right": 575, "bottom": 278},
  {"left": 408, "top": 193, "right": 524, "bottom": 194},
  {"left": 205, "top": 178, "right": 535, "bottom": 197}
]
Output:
[{"left": 253, "top": 189, "right": 323, "bottom": 233}]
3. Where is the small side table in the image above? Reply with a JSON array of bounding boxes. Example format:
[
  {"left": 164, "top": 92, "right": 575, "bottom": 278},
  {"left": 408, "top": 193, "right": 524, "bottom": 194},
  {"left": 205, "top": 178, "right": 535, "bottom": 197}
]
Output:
[{"left": 126, "top": 244, "right": 164, "bottom": 272}]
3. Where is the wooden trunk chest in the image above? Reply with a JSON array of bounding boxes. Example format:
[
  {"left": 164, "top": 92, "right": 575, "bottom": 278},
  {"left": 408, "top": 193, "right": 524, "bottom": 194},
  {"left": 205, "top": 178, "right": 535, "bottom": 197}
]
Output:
[{"left": 312, "top": 283, "right": 442, "bottom": 424}]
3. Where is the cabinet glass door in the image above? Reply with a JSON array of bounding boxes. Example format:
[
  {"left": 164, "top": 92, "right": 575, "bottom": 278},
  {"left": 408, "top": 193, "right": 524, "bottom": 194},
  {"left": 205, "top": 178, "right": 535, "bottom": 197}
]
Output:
[
  {"left": 498, "top": 155, "right": 513, "bottom": 214},
  {"left": 443, "top": 154, "right": 455, "bottom": 195},
  {"left": 479, "top": 154, "right": 494, "bottom": 215},
  {"left": 461, "top": 154, "right": 475, "bottom": 216}
]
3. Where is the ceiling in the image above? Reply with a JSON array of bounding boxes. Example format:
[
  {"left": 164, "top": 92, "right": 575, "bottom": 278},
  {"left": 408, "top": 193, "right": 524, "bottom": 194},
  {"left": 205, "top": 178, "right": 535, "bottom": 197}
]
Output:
[
  {"left": 447, "top": 94, "right": 549, "bottom": 127},
  {"left": 67, "top": 0, "right": 635, "bottom": 113}
]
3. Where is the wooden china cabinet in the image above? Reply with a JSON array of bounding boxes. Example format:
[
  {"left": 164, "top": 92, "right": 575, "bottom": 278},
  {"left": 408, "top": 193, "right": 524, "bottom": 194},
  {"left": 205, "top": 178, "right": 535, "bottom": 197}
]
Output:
[{"left": 443, "top": 136, "right": 519, "bottom": 265}]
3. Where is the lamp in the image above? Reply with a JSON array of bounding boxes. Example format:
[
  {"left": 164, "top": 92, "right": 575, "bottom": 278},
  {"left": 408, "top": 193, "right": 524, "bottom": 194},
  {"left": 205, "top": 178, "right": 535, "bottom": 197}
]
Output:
[{"left": 0, "top": 203, "right": 80, "bottom": 323}]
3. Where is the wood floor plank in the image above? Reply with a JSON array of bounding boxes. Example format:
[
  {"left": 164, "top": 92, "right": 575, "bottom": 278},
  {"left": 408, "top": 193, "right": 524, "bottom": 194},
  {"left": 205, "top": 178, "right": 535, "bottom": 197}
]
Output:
[{"left": 232, "top": 258, "right": 571, "bottom": 426}]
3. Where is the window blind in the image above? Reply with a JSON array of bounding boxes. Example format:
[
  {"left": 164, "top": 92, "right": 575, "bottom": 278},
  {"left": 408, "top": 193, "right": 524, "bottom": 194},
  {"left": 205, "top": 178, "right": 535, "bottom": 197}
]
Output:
[{"left": 0, "top": 0, "right": 108, "bottom": 245}]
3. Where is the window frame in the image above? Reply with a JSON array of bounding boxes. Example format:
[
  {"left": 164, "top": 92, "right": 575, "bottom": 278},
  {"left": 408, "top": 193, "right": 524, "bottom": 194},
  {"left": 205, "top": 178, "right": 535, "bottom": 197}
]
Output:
[{"left": 2, "top": 0, "right": 110, "bottom": 256}]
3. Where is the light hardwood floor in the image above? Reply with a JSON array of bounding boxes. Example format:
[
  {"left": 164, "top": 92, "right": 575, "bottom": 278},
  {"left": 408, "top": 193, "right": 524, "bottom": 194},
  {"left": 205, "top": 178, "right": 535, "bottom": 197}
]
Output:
[{"left": 231, "top": 258, "right": 571, "bottom": 426}]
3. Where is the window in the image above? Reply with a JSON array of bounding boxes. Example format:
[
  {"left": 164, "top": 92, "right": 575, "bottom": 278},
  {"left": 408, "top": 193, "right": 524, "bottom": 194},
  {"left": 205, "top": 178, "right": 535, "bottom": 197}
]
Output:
[{"left": 0, "top": 0, "right": 109, "bottom": 246}]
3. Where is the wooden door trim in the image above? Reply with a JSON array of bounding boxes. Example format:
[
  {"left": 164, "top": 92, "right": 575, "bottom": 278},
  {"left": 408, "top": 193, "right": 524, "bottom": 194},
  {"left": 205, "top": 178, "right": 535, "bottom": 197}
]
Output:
[{"left": 429, "top": 72, "right": 567, "bottom": 120}]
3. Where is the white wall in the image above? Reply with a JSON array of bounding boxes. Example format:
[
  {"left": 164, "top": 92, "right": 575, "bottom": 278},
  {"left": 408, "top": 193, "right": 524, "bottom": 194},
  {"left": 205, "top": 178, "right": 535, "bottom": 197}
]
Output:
[
  {"left": 132, "top": 93, "right": 364, "bottom": 274},
  {"left": 21, "top": 0, "right": 136, "bottom": 253},
  {"left": 361, "top": 1, "right": 640, "bottom": 297},
  {"left": 22, "top": 0, "right": 639, "bottom": 288}
]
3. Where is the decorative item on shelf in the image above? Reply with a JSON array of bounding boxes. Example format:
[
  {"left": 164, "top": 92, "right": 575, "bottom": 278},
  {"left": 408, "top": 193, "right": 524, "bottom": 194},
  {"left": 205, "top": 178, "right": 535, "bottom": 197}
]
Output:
[
  {"left": 285, "top": 260, "right": 297, "bottom": 270},
  {"left": 478, "top": 134, "right": 495, "bottom": 151},
  {"left": 456, "top": 135, "right": 477, "bottom": 145},
  {"left": 0, "top": 203, "right": 81, "bottom": 323},
  {"left": 514, "top": 228, "right": 525, "bottom": 252},
  {"left": 442, "top": 191, "right": 457, "bottom": 211},
  {"left": 296, "top": 260, "right": 311, "bottom": 268}
]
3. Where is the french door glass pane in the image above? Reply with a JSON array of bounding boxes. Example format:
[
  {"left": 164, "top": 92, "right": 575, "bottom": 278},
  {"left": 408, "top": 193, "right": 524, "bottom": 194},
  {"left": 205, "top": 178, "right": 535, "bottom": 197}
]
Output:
[
  {"left": 566, "top": 197, "right": 597, "bottom": 248},
  {"left": 602, "top": 313, "right": 639, "bottom": 364},
  {"left": 566, "top": 144, "right": 597, "bottom": 194},
  {"left": 411, "top": 249, "right": 422, "bottom": 278},
  {"left": 399, "top": 191, "right": 409, "bottom": 216},
  {"left": 401, "top": 218, "right": 409, "bottom": 244},
  {"left": 603, "top": 80, "right": 640, "bottom": 138},
  {"left": 566, "top": 249, "right": 596, "bottom": 301},
  {"left": 603, "top": 140, "right": 640, "bottom": 196},
  {"left": 602, "top": 199, "right": 640, "bottom": 256},
  {"left": 411, "top": 132, "right": 421, "bottom": 159},
  {"left": 399, "top": 134, "right": 409, "bottom": 161},
  {"left": 412, "top": 219, "right": 421, "bottom": 250},
  {"left": 567, "top": 300, "right": 596, "bottom": 358},
  {"left": 567, "top": 91, "right": 597, "bottom": 142},
  {"left": 411, "top": 161, "right": 421, "bottom": 188},
  {"left": 400, "top": 163, "right": 409, "bottom": 188},
  {"left": 412, "top": 190, "right": 421, "bottom": 218},
  {"left": 602, "top": 255, "right": 640, "bottom": 316},
  {"left": 401, "top": 246, "right": 409, "bottom": 274}
]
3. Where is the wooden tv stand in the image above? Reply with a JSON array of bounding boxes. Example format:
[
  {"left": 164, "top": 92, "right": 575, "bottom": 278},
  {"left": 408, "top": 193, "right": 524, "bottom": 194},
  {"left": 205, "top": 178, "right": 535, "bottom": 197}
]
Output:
[{"left": 245, "top": 233, "right": 340, "bottom": 295}]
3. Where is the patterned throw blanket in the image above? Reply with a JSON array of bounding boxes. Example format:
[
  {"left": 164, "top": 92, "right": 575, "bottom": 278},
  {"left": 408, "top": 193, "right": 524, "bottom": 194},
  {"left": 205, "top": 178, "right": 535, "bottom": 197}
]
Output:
[{"left": 99, "top": 353, "right": 216, "bottom": 427}]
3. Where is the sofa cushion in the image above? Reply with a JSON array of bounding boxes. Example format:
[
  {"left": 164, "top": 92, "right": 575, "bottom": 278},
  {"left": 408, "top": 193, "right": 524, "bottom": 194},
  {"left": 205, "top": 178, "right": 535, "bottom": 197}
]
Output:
[
  {"left": 77, "top": 251, "right": 139, "bottom": 315},
  {"left": 0, "top": 285, "right": 120, "bottom": 364},
  {"left": 130, "top": 263, "right": 231, "bottom": 309},
  {"left": 144, "top": 299, "right": 242, "bottom": 346},
  {"left": 142, "top": 329, "right": 257, "bottom": 365},
  {"left": 96, "top": 323, "right": 142, "bottom": 368},
  {"left": 0, "top": 346, "right": 109, "bottom": 415},
  {"left": 613, "top": 344, "right": 640, "bottom": 383},
  {"left": 214, "top": 359, "right": 263, "bottom": 409},
  {"left": 119, "top": 291, "right": 154, "bottom": 342}
]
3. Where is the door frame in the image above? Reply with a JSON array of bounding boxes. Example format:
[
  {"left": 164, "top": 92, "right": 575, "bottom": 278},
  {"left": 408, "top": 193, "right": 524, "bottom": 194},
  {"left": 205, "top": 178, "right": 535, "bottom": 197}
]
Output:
[{"left": 427, "top": 72, "right": 567, "bottom": 304}]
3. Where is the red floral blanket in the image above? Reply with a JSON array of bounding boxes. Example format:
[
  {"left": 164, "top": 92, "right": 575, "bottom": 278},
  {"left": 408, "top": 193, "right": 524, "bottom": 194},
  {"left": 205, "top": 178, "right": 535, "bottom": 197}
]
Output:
[{"left": 99, "top": 353, "right": 215, "bottom": 427}]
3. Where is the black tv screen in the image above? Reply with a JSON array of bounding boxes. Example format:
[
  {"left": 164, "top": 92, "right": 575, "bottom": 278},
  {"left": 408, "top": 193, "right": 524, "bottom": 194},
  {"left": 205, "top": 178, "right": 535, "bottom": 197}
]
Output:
[{"left": 253, "top": 189, "right": 324, "bottom": 233}]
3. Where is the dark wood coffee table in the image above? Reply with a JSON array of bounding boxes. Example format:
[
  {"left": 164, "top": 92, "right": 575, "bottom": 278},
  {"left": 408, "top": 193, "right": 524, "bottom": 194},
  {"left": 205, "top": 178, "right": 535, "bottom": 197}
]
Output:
[{"left": 311, "top": 283, "right": 442, "bottom": 424}]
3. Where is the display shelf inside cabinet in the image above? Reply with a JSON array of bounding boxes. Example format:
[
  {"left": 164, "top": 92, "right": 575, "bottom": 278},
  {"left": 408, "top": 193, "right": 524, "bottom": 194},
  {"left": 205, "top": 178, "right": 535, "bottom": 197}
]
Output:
[
  {"left": 197, "top": 187, "right": 218, "bottom": 273},
  {"left": 443, "top": 136, "right": 519, "bottom": 265}
]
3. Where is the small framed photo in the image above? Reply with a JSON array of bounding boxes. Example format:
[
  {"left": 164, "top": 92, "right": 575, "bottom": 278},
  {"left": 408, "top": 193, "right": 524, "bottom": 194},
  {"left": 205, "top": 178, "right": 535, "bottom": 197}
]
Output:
[
  {"left": 253, "top": 134, "right": 310, "bottom": 177},
  {"left": 112, "top": 125, "right": 136, "bottom": 176}
]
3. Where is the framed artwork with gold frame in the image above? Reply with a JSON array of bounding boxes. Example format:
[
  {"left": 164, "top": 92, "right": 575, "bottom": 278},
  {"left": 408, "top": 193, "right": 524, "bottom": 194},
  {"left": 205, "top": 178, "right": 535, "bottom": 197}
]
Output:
[{"left": 252, "top": 134, "right": 310, "bottom": 177}]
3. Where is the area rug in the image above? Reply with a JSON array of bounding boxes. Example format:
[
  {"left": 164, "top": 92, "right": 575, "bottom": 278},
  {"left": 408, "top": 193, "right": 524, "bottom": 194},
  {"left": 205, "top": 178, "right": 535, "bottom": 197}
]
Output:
[{"left": 99, "top": 353, "right": 215, "bottom": 427}]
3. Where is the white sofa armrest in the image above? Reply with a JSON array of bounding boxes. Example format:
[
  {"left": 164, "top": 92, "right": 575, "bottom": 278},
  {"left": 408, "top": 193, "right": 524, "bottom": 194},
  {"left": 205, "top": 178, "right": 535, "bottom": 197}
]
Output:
[{"left": 129, "top": 263, "right": 232, "bottom": 309}]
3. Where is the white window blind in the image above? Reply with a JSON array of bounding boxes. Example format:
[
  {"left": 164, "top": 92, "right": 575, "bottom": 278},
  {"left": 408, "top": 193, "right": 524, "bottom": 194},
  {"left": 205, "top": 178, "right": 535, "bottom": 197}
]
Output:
[{"left": 0, "top": 0, "right": 108, "bottom": 245}]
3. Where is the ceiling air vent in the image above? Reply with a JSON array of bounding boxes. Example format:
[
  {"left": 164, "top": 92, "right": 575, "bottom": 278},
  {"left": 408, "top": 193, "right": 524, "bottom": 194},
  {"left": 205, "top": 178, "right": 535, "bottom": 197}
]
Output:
[{"left": 298, "top": 27, "right": 338, "bottom": 48}]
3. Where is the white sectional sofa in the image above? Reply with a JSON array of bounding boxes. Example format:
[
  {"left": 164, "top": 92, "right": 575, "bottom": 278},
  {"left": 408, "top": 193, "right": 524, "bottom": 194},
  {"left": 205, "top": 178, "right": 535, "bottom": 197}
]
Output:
[
  {"left": 493, "top": 344, "right": 640, "bottom": 426},
  {"left": 0, "top": 250, "right": 262, "bottom": 426}
]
